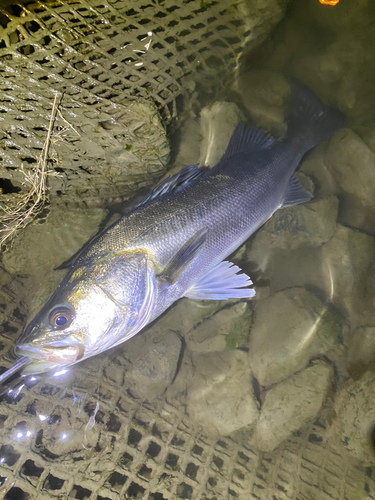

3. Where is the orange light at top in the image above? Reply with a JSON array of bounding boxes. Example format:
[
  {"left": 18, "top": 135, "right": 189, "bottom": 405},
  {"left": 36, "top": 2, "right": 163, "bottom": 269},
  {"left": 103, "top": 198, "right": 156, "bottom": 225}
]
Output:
[{"left": 319, "top": 0, "right": 339, "bottom": 5}]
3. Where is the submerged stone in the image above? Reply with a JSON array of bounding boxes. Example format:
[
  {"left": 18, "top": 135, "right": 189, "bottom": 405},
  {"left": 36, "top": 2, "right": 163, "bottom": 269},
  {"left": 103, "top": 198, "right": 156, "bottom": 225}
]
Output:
[
  {"left": 233, "top": 70, "right": 290, "bottom": 137},
  {"left": 254, "top": 363, "right": 332, "bottom": 452},
  {"left": 172, "top": 118, "right": 201, "bottom": 170},
  {"left": 119, "top": 328, "right": 182, "bottom": 402},
  {"left": 25, "top": 269, "right": 67, "bottom": 319},
  {"left": 320, "top": 224, "right": 374, "bottom": 325},
  {"left": 185, "top": 350, "right": 259, "bottom": 436},
  {"left": 3, "top": 206, "right": 107, "bottom": 275},
  {"left": 249, "top": 195, "right": 338, "bottom": 255},
  {"left": 326, "top": 129, "right": 375, "bottom": 235},
  {"left": 107, "top": 297, "right": 229, "bottom": 402},
  {"left": 185, "top": 302, "right": 252, "bottom": 353},
  {"left": 199, "top": 101, "right": 243, "bottom": 167},
  {"left": 346, "top": 326, "right": 375, "bottom": 379},
  {"left": 248, "top": 288, "right": 340, "bottom": 387},
  {"left": 333, "top": 371, "right": 375, "bottom": 466}
]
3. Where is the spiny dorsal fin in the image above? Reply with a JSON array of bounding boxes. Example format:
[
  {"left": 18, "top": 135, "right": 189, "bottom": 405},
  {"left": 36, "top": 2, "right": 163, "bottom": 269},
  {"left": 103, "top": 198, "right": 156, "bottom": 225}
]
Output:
[
  {"left": 133, "top": 164, "right": 207, "bottom": 210},
  {"left": 221, "top": 122, "right": 274, "bottom": 162}
]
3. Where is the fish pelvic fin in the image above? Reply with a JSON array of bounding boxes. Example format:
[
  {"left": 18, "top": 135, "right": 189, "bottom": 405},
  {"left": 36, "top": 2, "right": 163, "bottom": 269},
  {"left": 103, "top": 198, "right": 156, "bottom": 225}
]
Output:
[
  {"left": 282, "top": 174, "right": 313, "bottom": 208},
  {"left": 185, "top": 260, "right": 255, "bottom": 300},
  {"left": 161, "top": 228, "right": 208, "bottom": 285},
  {"left": 287, "top": 79, "right": 346, "bottom": 150}
]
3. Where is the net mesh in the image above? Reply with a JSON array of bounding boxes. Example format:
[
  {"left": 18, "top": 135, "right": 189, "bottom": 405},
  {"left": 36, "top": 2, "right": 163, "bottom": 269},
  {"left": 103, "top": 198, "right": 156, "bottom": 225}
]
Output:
[
  {"left": 0, "top": 0, "right": 286, "bottom": 209},
  {"left": 0, "top": 268, "right": 374, "bottom": 500}
]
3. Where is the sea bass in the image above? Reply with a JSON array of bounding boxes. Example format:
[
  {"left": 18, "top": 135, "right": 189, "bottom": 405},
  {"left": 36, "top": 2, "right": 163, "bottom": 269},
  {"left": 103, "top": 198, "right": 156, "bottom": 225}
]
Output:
[{"left": 0, "top": 81, "right": 345, "bottom": 382}]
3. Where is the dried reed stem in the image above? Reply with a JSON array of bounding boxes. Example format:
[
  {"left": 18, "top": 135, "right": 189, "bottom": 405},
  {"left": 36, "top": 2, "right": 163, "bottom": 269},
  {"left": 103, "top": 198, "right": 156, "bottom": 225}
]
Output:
[{"left": 0, "top": 91, "right": 60, "bottom": 247}]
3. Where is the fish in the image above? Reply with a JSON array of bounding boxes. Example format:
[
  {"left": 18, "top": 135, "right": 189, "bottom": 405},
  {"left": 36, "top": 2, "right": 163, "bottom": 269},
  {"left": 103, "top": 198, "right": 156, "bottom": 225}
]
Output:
[{"left": 0, "top": 80, "right": 345, "bottom": 383}]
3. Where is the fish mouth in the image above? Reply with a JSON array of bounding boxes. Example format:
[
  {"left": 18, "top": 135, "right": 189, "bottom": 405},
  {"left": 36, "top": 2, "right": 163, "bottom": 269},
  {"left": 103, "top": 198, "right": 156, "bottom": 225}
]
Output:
[{"left": 15, "top": 340, "right": 85, "bottom": 374}]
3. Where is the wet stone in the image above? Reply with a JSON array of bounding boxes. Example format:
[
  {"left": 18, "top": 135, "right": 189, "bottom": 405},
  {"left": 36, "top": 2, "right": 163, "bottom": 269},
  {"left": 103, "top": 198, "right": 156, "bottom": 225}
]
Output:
[
  {"left": 185, "top": 350, "right": 259, "bottom": 436},
  {"left": 199, "top": 101, "right": 243, "bottom": 167},
  {"left": 326, "top": 128, "right": 375, "bottom": 235},
  {"left": 254, "top": 363, "right": 332, "bottom": 452},
  {"left": 249, "top": 196, "right": 338, "bottom": 254},
  {"left": 299, "top": 144, "right": 339, "bottom": 199},
  {"left": 320, "top": 224, "right": 374, "bottom": 325},
  {"left": 346, "top": 326, "right": 375, "bottom": 379},
  {"left": 248, "top": 288, "right": 340, "bottom": 387},
  {"left": 233, "top": 70, "right": 290, "bottom": 137},
  {"left": 185, "top": 302, "right": 252, "bottom": 353},
  {"left": 333, "top": 371, "right": 375, "bottom": 466},
  {"left": 25, "top": 269, "right": 67, "bottom": 319},
  {"left": 3, "top": 206, "right": 107, "bottom": 275},
  {"left": 172, "top": 118, "right": 201, "bottom": 170},
  {"left": 150, "top": 298, "right": 225, "bottom": 338},
  {"left": 119, "top": 328, "right": 182, "bottom": 402}
]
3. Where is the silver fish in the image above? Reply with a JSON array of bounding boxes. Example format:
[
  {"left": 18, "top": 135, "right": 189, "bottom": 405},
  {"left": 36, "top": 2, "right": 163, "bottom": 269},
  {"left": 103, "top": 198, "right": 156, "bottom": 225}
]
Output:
[{"left": 0, "top": 81, "right": 345, "bottom": 382}]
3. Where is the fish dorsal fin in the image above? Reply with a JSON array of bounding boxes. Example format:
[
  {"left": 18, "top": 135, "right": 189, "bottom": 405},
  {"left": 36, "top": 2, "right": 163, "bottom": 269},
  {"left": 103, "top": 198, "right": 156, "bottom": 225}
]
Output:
[
  {"left": 185, "top": 260, "right": 255, "bottom": 300},
  {"left": 221, "top": 122, "right": 274, "bottom": 161},
  {"left": 161, "top": 228, "right": 208, "bottom": 284},
  {"left": 282, "top": 174, "right": 313, "bottom": 208},
  {"left": 133, "top": 165, "right": 207, "bottom": 210}
]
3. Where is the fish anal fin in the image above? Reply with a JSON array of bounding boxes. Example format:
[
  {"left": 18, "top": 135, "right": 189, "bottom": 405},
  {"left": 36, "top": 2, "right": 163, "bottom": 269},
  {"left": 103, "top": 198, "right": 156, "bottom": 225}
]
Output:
[
  {"left": 282, "top": 174, "right": 313, "bottom": 208},
  {"left": 162, "top": 228, "right": 208, "bottom": 284},
  {"left": 185, "top": 260, "right": 255, "bottom": 300}
]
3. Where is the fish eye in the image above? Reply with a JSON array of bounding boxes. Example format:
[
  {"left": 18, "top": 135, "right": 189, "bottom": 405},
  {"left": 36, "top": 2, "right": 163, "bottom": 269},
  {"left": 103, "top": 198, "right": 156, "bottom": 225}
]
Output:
[{"left": 49, "top": 307, "right": 74, "bottom": 330}]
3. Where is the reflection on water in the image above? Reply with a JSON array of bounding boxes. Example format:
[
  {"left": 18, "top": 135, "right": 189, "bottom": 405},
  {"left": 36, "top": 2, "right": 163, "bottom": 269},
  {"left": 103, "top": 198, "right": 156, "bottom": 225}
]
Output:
[{"left": 1, "top": 0, "right": 375, "bottom": 499}]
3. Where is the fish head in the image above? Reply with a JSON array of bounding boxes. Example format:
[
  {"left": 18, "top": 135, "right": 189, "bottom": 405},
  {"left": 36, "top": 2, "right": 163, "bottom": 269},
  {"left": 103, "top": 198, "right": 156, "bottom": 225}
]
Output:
[{"left": 15, "top": 252, "right": 156, "bottom": 376}]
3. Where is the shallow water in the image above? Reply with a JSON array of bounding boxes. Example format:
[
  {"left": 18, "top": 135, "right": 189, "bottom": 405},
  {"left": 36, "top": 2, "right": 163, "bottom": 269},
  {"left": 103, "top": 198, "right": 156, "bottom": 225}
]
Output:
[{"left": 1, "top": 0, "right": 375, "bottom": 499}]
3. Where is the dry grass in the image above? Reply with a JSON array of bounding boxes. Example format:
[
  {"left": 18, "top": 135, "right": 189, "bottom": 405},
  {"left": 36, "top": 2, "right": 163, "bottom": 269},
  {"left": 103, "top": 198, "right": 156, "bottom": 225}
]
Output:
[{"left": 0, "top": 92, "right": 64, "bottom": 247}]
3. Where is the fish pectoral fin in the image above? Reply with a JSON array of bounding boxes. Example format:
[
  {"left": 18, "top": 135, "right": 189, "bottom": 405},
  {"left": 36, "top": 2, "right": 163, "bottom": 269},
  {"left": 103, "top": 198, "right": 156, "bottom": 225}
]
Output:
[
  {"left": 161, "top": 228, "right": 208, "bottom": 284},
  {"left": 185, "top": 260, "right": 255, "bottom": 300},
  {"left": 282, "top": 174, "right": 313, "bottom": 208}
]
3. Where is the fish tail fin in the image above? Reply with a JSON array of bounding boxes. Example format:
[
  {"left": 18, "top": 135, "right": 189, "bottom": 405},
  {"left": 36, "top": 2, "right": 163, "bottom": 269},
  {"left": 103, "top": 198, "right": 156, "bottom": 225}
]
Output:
[{"left": 287, "top": 79, "right": 346, "bottom": 150}]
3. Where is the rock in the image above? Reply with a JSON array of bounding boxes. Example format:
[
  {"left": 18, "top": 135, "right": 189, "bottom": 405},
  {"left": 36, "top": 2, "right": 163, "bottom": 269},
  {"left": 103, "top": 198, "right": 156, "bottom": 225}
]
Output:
[
  {"left": 199, "top": 101, "right": 243, "bottom": 167},
  {"left": 299, "top": 144, "right": 339, "bottom": 199},
  {"left": 263, "top": 42, "right": 289, "bottom": 72},
  {"left": 248, "top": 288, "right": 340, "bottom": 386},
  {"left": 185, "top": 350, "right": 259, "bottom": 436},
  {"left": 266, "top": 246, "right": 325, "bottom": 295},
  {"left": 254, "top": 363, "right": 332, "bottom": 452},
  {"left": 172, "top": 118, "right": 201, "bottom": 170},
  {"left": 357, "top": 126, "right": 375, "bottom": 155},
  {"left": 262, "top": 224, "right": 374, "bottom": 329},
  {"left": 326, "top": 129, "right": 375, "bottom": 235},
  {"left": 249, "top": 196, "right": 338, "bottom": 255},
  {"left": 117, "top": 297, "right": 232, "bottom": 400},
  {"left": 333, "top": 371, "right": 375, "bottom": 466},
  {"left": 320, "top": 224, "right": 374, "bottom": 324},
  {"left": 346, "top": 326, "right": 375, "bottom": 379},
  {"left": 24, "top": 269, "right": 67, "bottom": 319},
  {"left": 3, "top": 206, "right": 107, "bottom": 275},
  {"left": 0, "top": 266, "right": 28, "bottom": 345},
  {"left": 185, "top": 302, "right": 252, "bottom": 353},
  {"left": 233, "top": 70, "right": 290, "bottom": 136},
  {"left": 118, "top": 328, "right": 182, "bottom": 402},
  {"left": 151, "top": 298, "right": 225, "bottom": 338}
]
